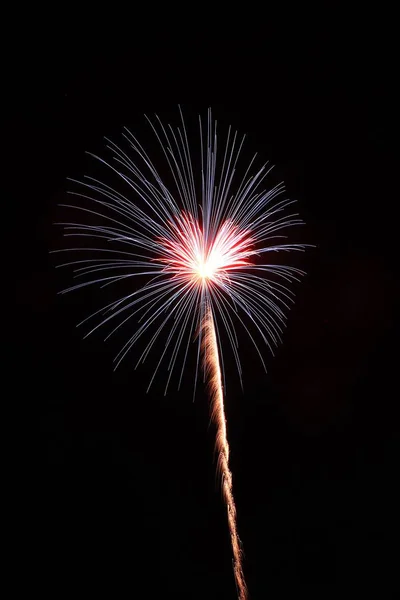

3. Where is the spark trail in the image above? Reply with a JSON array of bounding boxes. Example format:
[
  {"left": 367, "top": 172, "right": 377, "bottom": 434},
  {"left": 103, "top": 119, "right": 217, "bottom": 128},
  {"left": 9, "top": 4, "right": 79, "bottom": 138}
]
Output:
[{"left": 203, "top": 304, "right": 247, "bottom": 600}]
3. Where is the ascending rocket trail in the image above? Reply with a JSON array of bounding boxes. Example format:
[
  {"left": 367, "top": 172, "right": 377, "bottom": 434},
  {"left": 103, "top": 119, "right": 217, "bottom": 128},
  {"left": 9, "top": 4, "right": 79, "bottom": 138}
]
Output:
[{"left": 203, "top": 304, "right": 247, "bottom": 600}]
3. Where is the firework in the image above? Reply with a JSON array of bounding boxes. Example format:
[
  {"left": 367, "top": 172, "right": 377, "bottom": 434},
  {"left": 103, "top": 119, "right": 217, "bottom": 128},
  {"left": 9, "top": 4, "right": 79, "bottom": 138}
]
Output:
[{"left": 55, "top": 108, "right": 307, "bottom": 598}]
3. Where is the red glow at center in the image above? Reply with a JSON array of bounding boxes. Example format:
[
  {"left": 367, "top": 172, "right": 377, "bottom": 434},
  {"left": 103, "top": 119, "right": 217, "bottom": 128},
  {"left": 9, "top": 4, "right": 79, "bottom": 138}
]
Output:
[{"left": 158, "top": 212, "right": 255, "bottom": 285}]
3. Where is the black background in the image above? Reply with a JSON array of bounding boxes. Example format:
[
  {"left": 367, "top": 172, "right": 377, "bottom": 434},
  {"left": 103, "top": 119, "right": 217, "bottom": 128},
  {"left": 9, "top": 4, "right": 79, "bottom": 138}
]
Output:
[{"left": 15, "top": 11, "right": 399, "bottom": 599}]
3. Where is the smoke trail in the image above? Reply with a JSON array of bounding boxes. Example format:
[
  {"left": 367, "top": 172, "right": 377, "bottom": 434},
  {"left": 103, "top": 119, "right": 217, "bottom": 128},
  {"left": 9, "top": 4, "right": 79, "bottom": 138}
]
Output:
[{"left": 202, "top": 304, "right": 248, "bottom": 600}]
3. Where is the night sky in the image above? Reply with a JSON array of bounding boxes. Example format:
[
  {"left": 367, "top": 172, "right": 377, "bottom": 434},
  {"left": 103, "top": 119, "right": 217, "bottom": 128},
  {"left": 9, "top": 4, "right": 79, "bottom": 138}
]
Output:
[{"left": 16, "top": 14, "right": 399, "bottom": 599}]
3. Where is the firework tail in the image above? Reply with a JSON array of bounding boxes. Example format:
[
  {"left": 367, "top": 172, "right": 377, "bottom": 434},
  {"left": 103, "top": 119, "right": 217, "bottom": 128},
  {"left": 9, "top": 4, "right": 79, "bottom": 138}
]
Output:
[{"left": 202, "top": 303, "right": 248, "bottom": 600}]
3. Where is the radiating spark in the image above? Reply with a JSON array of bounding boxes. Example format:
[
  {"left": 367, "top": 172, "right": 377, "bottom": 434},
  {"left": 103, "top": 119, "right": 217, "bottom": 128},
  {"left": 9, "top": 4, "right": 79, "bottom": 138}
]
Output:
[{"left": 54, "top": 107, "right": 308, "bottom": 598}]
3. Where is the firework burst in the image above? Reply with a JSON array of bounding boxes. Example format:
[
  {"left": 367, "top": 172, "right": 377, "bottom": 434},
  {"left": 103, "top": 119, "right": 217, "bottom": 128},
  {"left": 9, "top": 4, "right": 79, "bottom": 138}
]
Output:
[{"left": 55, "top": 107, "right": 307, "bottom": 598}]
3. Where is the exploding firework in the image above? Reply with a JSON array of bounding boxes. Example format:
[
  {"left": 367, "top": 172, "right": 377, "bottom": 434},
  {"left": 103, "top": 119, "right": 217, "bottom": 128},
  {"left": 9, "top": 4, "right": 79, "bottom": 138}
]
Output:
[{"left": 55, "top": 108, "right": 307, "bottom": 599}]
